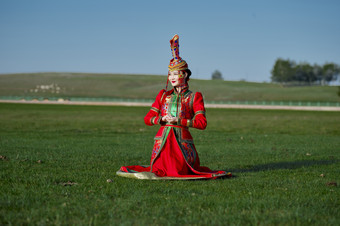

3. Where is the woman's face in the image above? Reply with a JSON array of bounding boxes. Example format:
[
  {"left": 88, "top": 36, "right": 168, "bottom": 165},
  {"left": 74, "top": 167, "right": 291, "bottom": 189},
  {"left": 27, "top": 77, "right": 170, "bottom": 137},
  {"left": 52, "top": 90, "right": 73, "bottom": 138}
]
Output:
[{"left": 168, "top": 70, "right": 187, "bottom": 87}]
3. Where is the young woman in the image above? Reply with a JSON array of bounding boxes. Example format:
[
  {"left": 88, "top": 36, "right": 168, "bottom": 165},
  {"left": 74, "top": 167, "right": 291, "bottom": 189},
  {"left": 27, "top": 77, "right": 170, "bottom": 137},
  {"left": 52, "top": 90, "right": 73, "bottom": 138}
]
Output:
[{"left": 117, "top": 35, "right": 231, "bottom": 179}]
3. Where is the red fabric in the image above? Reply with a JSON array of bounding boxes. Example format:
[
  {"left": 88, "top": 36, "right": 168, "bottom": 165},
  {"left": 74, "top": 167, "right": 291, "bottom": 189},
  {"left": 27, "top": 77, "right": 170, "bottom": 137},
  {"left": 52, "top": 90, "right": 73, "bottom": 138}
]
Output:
[
  {"left": 120, "top": 165, "right": 150, "bottom": 173},
  {"left": 144, "top": 89, "right": 208, "bottom": 130},
  {"left": 152, "top": 129, "right": 213, "bottom": 178},
  {"left": 120, "top": 89, "right": 230, "bottom": 179},
  {"left": 144, "top": 89, "right": 165, "bottom": 126},
  {"left": 191, "top": 92, "right": 207, "bottom": 130},
  {"left": 121, "top": 129, "right": 225, "bottom": 178}
]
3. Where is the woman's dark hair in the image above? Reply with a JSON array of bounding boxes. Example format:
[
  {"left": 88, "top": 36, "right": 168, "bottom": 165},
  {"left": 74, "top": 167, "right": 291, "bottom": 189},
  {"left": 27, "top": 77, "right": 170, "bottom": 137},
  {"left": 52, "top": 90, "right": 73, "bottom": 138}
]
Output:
[{"left": 183, "top": 69, "right": 192, "bottom": 81}]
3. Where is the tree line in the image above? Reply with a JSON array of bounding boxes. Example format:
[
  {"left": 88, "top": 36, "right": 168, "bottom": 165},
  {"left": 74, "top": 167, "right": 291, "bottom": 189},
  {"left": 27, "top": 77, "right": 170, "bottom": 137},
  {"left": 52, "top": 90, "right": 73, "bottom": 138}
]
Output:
[{"left": 271, "top": 58, "right": 340, "bottom": 85}]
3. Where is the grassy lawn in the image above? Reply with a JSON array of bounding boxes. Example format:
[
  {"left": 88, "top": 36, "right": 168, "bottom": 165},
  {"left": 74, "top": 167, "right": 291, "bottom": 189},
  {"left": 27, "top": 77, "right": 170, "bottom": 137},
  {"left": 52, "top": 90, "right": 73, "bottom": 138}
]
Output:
[
  {"left": 0, "top": 103, "right": 339, "bottom": 225},
  {"left": 0, "top": 72, "right": 339, "bottom": 103}
]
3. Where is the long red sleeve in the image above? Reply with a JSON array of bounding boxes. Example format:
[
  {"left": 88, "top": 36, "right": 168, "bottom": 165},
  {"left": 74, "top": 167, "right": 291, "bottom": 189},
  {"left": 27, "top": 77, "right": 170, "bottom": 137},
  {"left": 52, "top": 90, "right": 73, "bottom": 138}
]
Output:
[
  {"left": 144, "top": 89, "right": 165, "bottom": 126},
  {"left": 178, "top": 92, "right": 207, "bottom": 130}
]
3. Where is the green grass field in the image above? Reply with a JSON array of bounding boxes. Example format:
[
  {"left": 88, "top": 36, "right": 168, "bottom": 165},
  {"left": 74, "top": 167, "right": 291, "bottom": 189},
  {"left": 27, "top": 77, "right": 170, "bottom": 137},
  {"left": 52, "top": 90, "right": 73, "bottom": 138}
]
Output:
[
  {"left": 0, "top": 103, "right": 339, "bottom": 225},
  {"left": 1, "top": 72, "right": 339, "bottom": 103}
]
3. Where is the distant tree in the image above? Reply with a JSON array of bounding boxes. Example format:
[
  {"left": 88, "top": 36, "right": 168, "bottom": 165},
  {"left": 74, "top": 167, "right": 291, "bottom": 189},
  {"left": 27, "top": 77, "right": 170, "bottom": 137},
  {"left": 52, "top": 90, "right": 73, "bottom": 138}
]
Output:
[
  {"left": 338, "top": 86, "right": 340, "bottom": 97},
  {"left": 294, "top": 63, "right": 317, "bottom": 85},
  {"left": 321, "top": 63, "right": 340, "bottom": 85},
  {"left": 271, "top": 58, "right": 340, "bottom": 86},
  {"left": 271, "top": 58, "right": 295, "bottom": 83},
  {"left": 313, "top": 64, "right": 323, "bottom": 85},
  {"left": 211, "top": 70, "right": 223, "bottom": 80}
]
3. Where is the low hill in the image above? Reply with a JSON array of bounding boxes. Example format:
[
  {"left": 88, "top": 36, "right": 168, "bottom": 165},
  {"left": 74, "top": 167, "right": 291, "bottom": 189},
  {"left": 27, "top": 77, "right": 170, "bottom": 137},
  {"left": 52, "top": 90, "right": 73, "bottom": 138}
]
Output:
[{"left": 0, "top": 72, "right": 339, "bottom": 103}]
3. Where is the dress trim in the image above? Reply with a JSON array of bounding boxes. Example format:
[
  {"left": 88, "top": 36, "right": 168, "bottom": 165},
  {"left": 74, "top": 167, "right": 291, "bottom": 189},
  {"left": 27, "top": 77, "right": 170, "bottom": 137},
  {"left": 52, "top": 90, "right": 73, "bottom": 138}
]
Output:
[
  {"left": 150, "top": 116, "right": 155, "bottom": 125},
  {"left": 151, "top": 107, "right": 160, "bottom": 113},
  {"left": 163, "top": 124, "right": 187, "bottom": 129}
]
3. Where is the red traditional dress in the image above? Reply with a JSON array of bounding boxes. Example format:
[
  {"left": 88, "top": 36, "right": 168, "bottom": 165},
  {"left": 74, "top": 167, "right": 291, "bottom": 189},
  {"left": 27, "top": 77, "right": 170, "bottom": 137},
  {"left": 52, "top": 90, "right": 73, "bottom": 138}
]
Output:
[{"left": 117, "top": 87, "right": 231, "bottom": 179}]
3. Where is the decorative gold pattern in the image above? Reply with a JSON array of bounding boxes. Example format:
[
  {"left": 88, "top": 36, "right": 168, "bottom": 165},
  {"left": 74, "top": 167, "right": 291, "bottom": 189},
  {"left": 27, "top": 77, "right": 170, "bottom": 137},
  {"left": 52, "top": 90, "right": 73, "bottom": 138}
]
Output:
[
  {"left": 151, "top": 107, "right": 160, "bottom": 113},
  {"left": 168, "top": 34, "right": 188, "bottom": 71},
  {"left": 116, "top": 170, "right": 216, "bottom": 180},
  {"left": 150, "top": 116, "right": 156, "bottom": 125}
]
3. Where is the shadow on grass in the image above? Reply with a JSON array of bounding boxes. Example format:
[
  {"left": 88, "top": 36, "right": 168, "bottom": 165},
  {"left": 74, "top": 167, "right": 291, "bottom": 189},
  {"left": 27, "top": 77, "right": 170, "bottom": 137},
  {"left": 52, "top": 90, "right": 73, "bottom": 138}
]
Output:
[{"left": 228, "top": 159, "right": 339, "bottom": 173}]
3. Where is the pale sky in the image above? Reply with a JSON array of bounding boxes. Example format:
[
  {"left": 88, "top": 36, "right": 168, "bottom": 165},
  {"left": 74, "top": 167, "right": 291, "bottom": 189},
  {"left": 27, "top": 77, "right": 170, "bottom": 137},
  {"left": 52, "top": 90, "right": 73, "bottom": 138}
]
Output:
[{"left": 1, "top": 0, "right": 340, "bottom": 82}]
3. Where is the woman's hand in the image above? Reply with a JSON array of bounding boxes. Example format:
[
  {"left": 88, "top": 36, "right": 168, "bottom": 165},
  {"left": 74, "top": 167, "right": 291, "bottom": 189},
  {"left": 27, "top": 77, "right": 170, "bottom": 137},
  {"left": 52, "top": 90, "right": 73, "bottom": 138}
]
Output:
[
  {"left": 161, "top": 116, "right": 168, "bottom": 122},
  {"left": 161, "top": 115, "right": 178, "bottom": 124},
  {"left": 167, "top": 116, "right": 178, "bottom": 124}
]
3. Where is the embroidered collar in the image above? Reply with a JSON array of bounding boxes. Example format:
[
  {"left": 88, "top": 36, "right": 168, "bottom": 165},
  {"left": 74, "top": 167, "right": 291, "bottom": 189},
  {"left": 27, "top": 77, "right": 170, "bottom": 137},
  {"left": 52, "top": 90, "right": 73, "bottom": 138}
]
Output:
[{"left": 173, "top": 85, "right": 189, "bottom": 95}]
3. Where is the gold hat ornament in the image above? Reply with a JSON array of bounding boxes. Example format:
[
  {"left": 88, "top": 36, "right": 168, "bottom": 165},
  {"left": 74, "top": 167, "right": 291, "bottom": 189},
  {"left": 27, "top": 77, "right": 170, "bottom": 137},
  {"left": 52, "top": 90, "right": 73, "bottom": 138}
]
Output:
[{"left": 168, "top": 34, "right": 188, "bottom": 71}]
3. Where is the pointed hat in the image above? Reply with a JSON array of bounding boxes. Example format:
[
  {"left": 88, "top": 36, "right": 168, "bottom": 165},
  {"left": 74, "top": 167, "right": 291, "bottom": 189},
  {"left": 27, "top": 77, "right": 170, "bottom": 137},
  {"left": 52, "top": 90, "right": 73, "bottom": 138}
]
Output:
[{"left": 168, "top": 34, "right": 188, "bottom": 71}]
